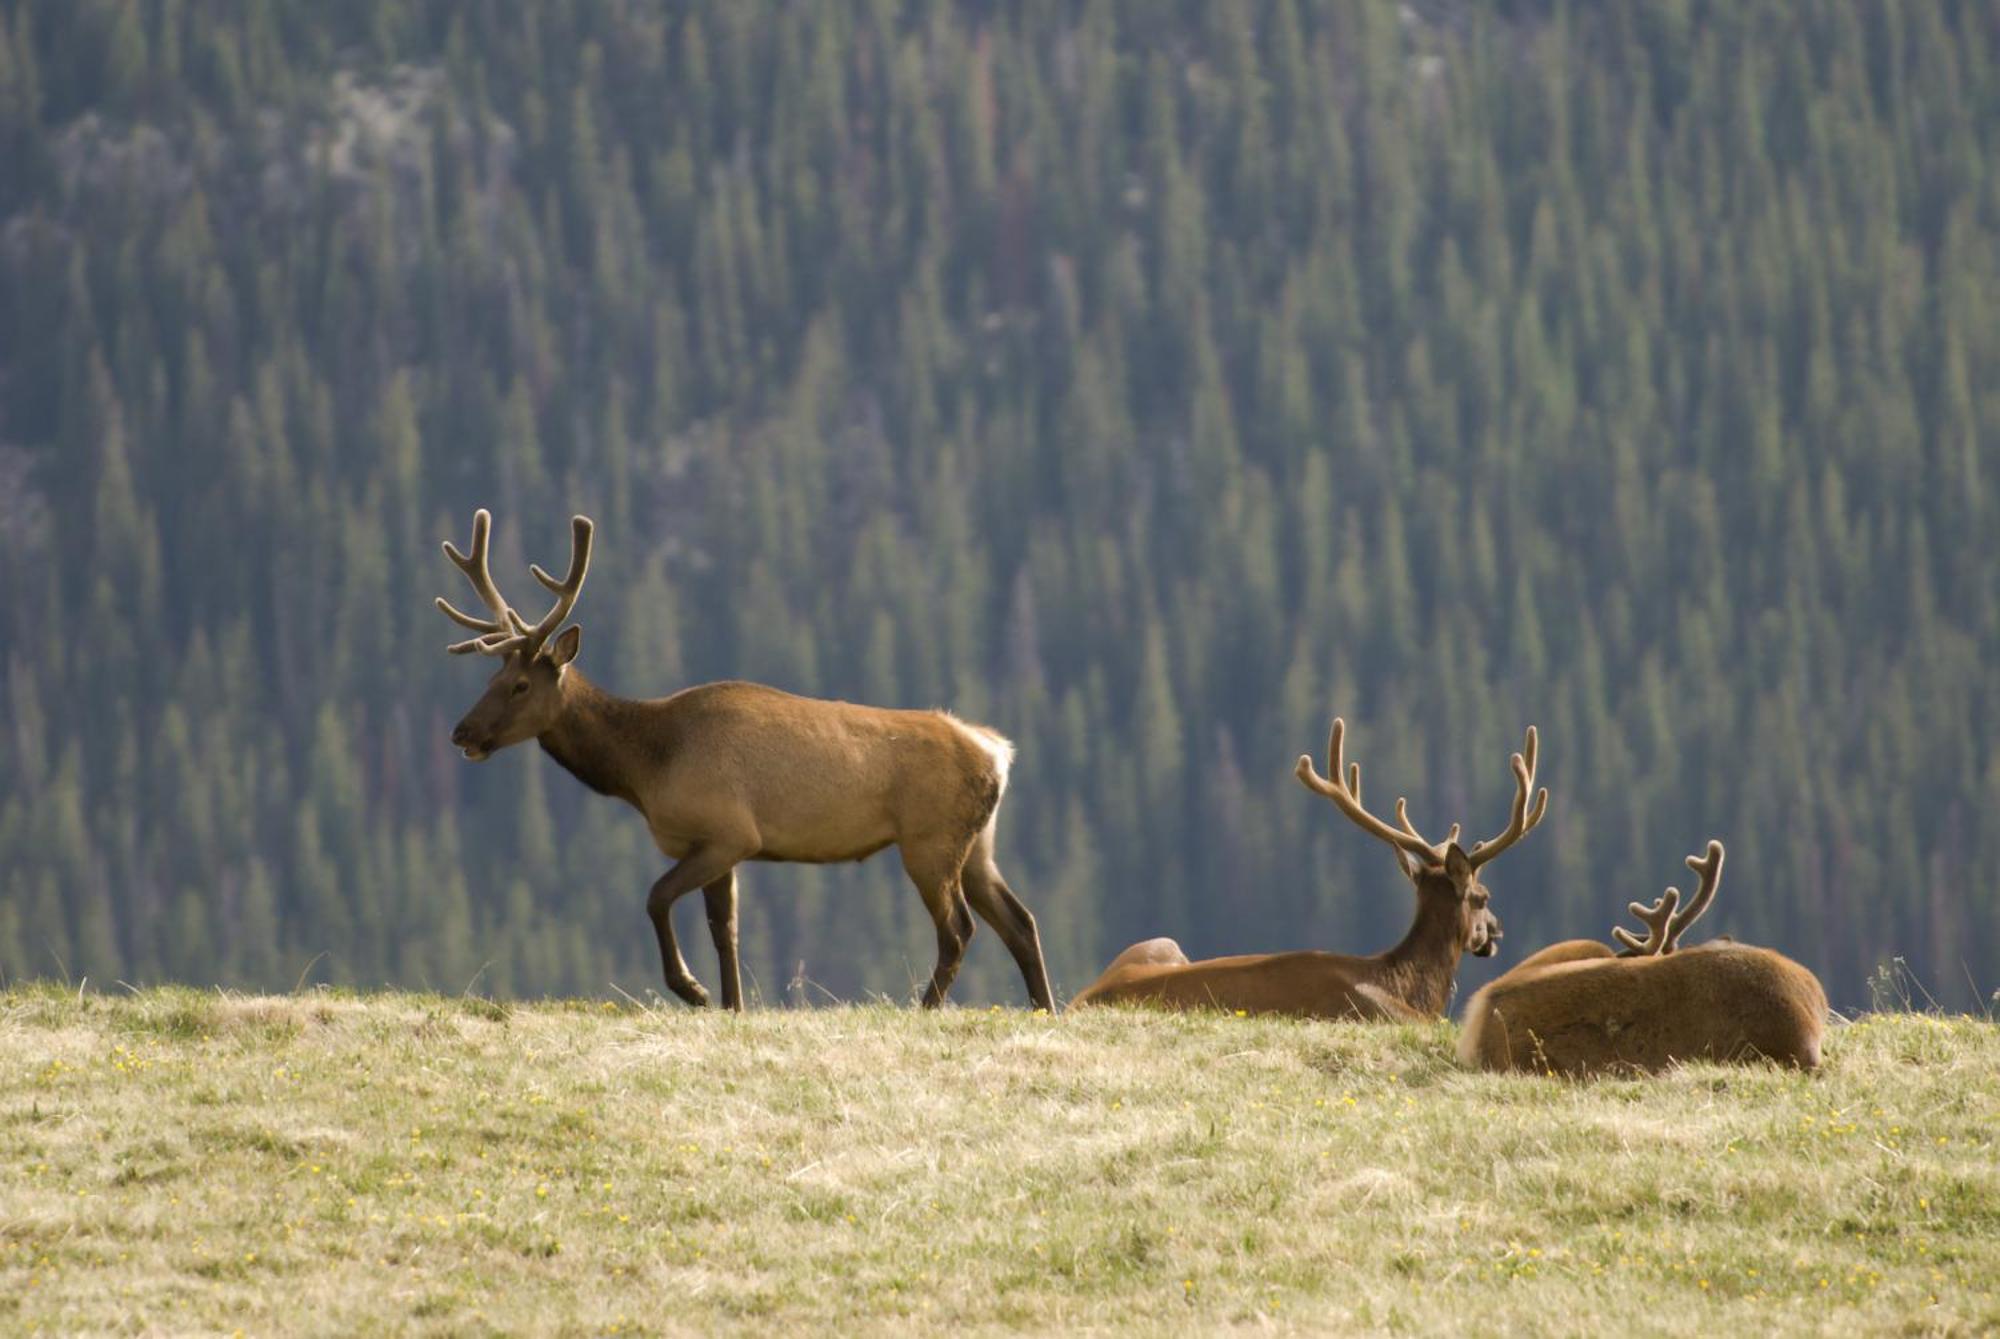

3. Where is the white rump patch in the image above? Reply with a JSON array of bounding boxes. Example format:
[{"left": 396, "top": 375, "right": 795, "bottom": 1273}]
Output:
[{"left": 941, "top": 712, "right": 1015, "bottom": 791}]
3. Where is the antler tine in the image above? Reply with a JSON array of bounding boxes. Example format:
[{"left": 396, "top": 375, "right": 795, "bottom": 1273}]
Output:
[
  {"left": 516, "top": 514, "right": 595, "bottom": 650},
  {"left": 1612, "top": 887, "right": 1681, "bottom": 956},
  {"left": 1295, "top": 717, "right": 1439, "bottom": 862},
  {"left": 1663, "top": 840, "right": 1724, "bottom": 951},
  {"left": 437, "top": 598, "right": 494, "bottom": 634},
  {"left": 437, "top": 509, "right": 527, "bottom": 653},
  {"left": 1467, "top": 725, "right": 1549, "bottom": 870},
  {"left": 445, "top": 629, "right": 521, "bottom": 656},
  {"left": 1392, "top": 797, "right": 1444, "bottom": 852}
]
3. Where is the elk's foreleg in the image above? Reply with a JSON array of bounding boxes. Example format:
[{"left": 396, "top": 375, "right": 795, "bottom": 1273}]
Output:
[
  {"left": 703, "top": 871, "right": 743, "bottom": 1012},
  {"left": 646, "top": 845, "right": 748, "bottom": 1007}
]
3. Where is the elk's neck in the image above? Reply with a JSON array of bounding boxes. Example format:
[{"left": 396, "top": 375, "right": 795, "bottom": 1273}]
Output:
[
  {"left": 537, "top": 671, "right": 645, "bottom": 805},
  {"left": 1374, "top": 893, "right": 1465, "bottom": 1017}
]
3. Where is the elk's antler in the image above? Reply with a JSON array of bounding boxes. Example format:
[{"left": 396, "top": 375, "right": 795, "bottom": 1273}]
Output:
[
  {"left": 1613, "top": 839, "right": 1724, "bottom": 956},
  {"left": 1667, "top": 840, "right": 1724, "bottom": 947},
  {"left": 1611, "top": 888, "right": 1681, "bottom": 956},
  {"left": 515, "top": 514, "right": 593, "bottom": 648},
  {"left": 1466, "top": 726, "right": 1549, "bottom": 871},
  {"left": 1295, "top": 718, "right": 1442, "bottom": 864},
  {"left": 436, "top": 509, "right": 528, "bottom": 654},
  {"left": 437, "top": 510, "right": 593, "bottom": 658}
]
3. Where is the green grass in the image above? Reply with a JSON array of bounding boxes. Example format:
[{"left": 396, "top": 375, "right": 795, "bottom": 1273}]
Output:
[{"left": 1, "top": 990, "right": 1995, "bottom": 1335}]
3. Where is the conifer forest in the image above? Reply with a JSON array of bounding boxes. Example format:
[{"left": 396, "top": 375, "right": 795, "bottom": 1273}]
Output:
[{"left": 1, "top": 0, "right": 1996, "bottom": 1010}]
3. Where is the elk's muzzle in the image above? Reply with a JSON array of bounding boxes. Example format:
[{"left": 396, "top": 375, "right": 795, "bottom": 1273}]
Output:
[{"left": 450, "top": 721, "right": 492, "bottom": 762}]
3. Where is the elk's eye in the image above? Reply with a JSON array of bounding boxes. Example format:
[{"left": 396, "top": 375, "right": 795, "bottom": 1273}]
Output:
[{"left": 511, "top": 681, "right": 529, "bottom": 697}]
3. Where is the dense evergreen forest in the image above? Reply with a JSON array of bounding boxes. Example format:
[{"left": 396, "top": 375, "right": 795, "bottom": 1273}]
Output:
[{"left": 0, "top": 1, "right": 1995, "bottom": 1010}]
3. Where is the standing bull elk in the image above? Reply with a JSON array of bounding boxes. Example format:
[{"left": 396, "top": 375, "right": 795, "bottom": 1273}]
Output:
[
  {"left": 1070, "top": 717, "right": 1547, "bottom": 1020},
  {"left": 436, "top": 509, "right": 1054, "bottom": 1012},
  {"left": 1457, "top": 840, "right": 1828, "bottom": 1074}
]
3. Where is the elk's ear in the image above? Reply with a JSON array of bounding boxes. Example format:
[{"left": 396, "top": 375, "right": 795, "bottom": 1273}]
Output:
[
  {"left": 1396, "top": 846, "right": 1426, "bottom": 882},
  {"left": 1443, "top": 841, "right": 1474, "bottom": 885},
  {"left": 545, "top": 624, "right": 582, "bottom": 667}
]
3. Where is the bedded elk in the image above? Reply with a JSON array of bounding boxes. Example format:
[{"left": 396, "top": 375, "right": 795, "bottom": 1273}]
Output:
[
  {"left": 1069, "top": 718, "right": 1548, "bottom": 1020},
  {"left": 1457, "top": 841, "right": 1828, "bottom": 1074},
  {"left": 435, "top": 509, "right": 1054, "bottom": 1012}
]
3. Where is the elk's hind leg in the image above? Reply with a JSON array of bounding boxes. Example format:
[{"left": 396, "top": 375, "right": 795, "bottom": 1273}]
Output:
[
  {"left": 903, "top": 843, "right": 978, "bottom": 1009},
  {"left": 962, "top": 826, "right": 1055, "bottom": 1011}
]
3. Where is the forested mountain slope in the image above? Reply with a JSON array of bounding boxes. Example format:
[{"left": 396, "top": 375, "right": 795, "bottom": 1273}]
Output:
[{"left": 0, "top": 1, "right": 1994, "bottom": 1008}]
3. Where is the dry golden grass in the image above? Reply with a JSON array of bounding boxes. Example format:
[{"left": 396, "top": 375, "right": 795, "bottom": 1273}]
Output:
[{"left": 1, "top": 988, "right": 1995, "bottom": 1335}]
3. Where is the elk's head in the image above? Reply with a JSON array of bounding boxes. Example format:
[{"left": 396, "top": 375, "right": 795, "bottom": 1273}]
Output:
[
  {"left": 435, "top": 509, "right": 593, "bottom": 761},
  {"left": 1398, "top": 840, "right": 1502, "bottom": 956},
  {"left": 1296, "top": 719, "right": 1548, "bottom": 958}
]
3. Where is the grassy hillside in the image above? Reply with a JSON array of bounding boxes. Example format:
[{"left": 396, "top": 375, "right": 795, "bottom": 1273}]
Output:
[{"left": 2, "top": 990, "right": 1995, "bottom": 1335}]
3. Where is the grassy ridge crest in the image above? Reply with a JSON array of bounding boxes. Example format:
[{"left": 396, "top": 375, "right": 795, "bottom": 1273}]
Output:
[{"left": 2, "top": 989, "right": 1995, "bottom": 1334}]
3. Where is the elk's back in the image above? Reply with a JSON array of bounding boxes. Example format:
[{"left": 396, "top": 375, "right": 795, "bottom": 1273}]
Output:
[
  {"left": 1458, "top": 944, "right": 1827, "bottom": 1075},
  {"left": 1069, "top": 951, "right": 1418, "bottom": 1020},
  {"left": 637, "top": 681, "right": 1010, "bottom": 862}
]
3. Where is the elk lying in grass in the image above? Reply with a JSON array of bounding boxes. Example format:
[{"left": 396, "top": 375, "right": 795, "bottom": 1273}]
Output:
[
  {"left": 436, "top": 509, "right": 1054, "bottom": 1012},
  {"left": 1457, "top": 841, "right": 1828, "bottom": 1074},
  {"left": 1070, "top": 718, "right": 1547, "bottom": 1020}
]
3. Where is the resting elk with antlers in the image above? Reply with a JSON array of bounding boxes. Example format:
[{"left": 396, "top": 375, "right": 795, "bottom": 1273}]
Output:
[
  {"left": 435, "top": 509, "right": 1054, "bottom": 1012},
  {"left": 1070, "top": 717, "right": 1547, "bottom": 1020},
  {"left": 1458, "top": 840, "right": 1827, "bottom": 1074}
]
